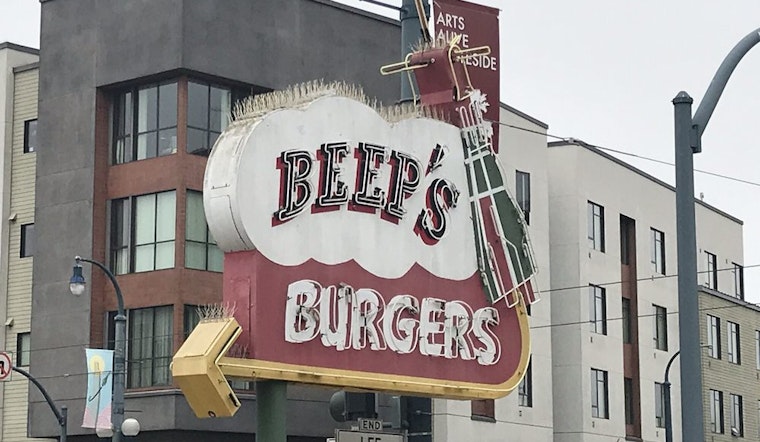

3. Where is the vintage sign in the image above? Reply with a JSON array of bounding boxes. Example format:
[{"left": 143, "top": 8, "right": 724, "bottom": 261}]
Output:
[
  {"left": 433, "top": 0, "right": 500, "bottom": 152},
  {"left": 175, "top": 81, "right": 536, "bottom": 411}
]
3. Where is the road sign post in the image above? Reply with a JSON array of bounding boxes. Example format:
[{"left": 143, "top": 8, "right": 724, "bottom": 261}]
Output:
[
  {"left": 336, "top": 429, "right": 404, "bottom": 442},
  {"left": 0, "top": 351, "right": 13, "bottom": 381}
]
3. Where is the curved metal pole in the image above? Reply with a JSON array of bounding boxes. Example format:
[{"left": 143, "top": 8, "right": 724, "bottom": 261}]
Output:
[
  {"left": 663, "top": 351, "right": 680, "bottom": 442},
  {"left": 12, "top": 366, "right": 67, "bottom": 442},
  {"left": 674, "top": 25, "right": 760, "bottom": 442},
  {"left": 692, "top": 28, "right": 760, "bottom": 143},
  {"left": 75, "top": 256, "right": 125, "bottom": 442}
]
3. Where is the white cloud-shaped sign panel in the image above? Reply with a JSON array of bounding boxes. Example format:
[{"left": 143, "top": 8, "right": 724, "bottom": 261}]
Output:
[{"left": 204, "top": 95, "right": 478, "bottom": 281}]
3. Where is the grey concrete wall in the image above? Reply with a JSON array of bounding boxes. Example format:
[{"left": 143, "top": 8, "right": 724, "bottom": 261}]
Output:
[{"left": 33, "top": 0, "right": 400, "bottom": 437}]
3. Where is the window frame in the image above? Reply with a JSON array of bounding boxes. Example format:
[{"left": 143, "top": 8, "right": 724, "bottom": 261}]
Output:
[
  {"left": 16, "top": 332, "right": 30, "bottom": 366},
  {"left": 20, "top": 223, "right": 34, "bottom": 258},
  {"left": 733, "top": 263, "right": 744, "bottom": 299},
  {"left": 186, "top": 80, "right": 232, "bottom": 156},
  {"left": 624, "top": 377, "right": 634, "bottom": 425},
  {"left": 591, "top": 368, "right": 609, "bottom": 419},
  {"left": 707, "top": 314, "right": 721, "bottom": 359},
  {"left": 471, "top": 399, "right": 495, "bottom": 421},
  {"left": 185, "top": 190, "right": 223, "bottom": 272},
  {"left": 589, "top": 284, "right": 607, "bottom": 335},
  {"left": 706, "top": 251, "right": 718, "bottom": 289},
  {"left": 23, "top": 119, "right": 37, "bottom": 153},
  {"left": 730, "top": 393, "right": 743, "bottom": 437},
  {"left": 755, "top": 330, "right": 760, "bottom": 370},
  {"left": 622, "top": 297, "right": 632, "bottom": 344},
  {"left": 653, "top": 304, "right": 667, "bottom": 351},
  {"left": 515, "top": 170, "right": 530, "bottom": 225},
  {"left": 655, "top": 382, "right": 666, "bottom": 428},
  {"left": 518, "top": 359, "right": 532, "bottom": 407},
  {"left": 110, "top": 190, "right": 176, "bottom": 275},
  {"left": 112, "top": 81, "right": 179, "bottom": 164},
  {"left": 650, "top": 228, "right": 665, "bottom": 275},
  {"left": 587, "top": 201, "right": 605, "bottom": 252},
  {"left": 710, "top": 389, "right": 724, "bottom": 434},
  {"left": 728, "top": 321, "right": 741, "bottom": 365},
  {"left": 107, "top": 305, "right": 174, "bottom": 389}
]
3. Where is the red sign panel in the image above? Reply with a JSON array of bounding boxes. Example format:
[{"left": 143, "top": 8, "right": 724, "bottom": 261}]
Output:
[
  {"left": 204, "top": 84, "right": 533, "bottom": 399},
  {"left": 433, "top": 0, "right": 500, "bottom": 151}
]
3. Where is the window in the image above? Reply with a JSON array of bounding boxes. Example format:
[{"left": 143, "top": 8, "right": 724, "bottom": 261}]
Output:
[
  {"left": 16, "top": 332, "right": 30, "bottom": 366},
  {"left": 756, "top": 330, "right": 760, "bottom": 369},
  {"left": 186, "top": 191, "right": 223, "bottom": 272},
  {"left": 589, "top": 285, "right": 607, "bottom": 335},
  {"left": 653, "top": 305, "right": 667, "bottom": 351},
  {"left": 113, "top": 82, "right": 178, "bottom": 164},
  {"left": 728, "top": 321, "right": 740, "bottom": 364},
  {"left": 591, "top": 368, "right": 609, "bottom": 419},
  {"left": 624, "top": 377, "right": 634, "bottom": 425},
  {"left": 707, "top": 315, "right": 721, "bottom": 359},
  {"left": 705, "top": 251, "right": 717, "bottom": 289},
  {"left": 515, "top": 171, "right": 530, "bottom": 225},
  {"left": 710, "top": 390, "right": 724, "bottom": 434},
  {"left": 518, "top": 359, "right": 532, "bottom": 407},
  {"left": 622, "top": 297, "right": 632, "bottom": 344},
  {"left": 107, "top": 306, "right": 173, "bottom": 388},
  {"left": 733, "top": 263, "right": 744, "bottom": 299},
  {"left": 187, "top": 81, "right": 231, "bottom": 156},
  {"left": 471, "top": 400, "right": 495, "bottom": 420},
  {"left": 650, "top": 228, "right": 665, "bottom": 274},
  {"left": 20, "top": 223, "right": 34, "bottom": 258},
  {"left": 654, "top": 382, "right": 666, "bottom": 428},
  {"left": 730, "top": 394, "right": 743, "bottom": 437},
  {"left": 110, "top": 191, "right": 176, "bottom": 274},
  {"left": 23, "top": 119, "right": 37, "bottom": 153},
  {"left": 184, "top": 304, "right": 201, "bottom": 339},
  {"left": 587, "top": 201, "right": 605, "bottom": 252}
]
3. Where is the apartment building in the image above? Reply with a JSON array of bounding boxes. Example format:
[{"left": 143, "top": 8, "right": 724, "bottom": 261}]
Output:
[
  {"left": 547, "top": 139, "right": 744, "bottom": 442},
  {"left": 30, "top": 0, "right": 400, "bottom": 439},
  {"left": 0, "top": 42, "right": 42, "bottom": 442},
  {"left": 700, "top": 286, "right": 758, "bottom": 440},
  {"left": 433, "top": 104, "right": 553, "bottom": 441}
]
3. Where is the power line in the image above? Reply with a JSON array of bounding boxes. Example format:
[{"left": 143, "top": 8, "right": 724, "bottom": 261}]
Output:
[{"left": 493, "top": 120, "right": 760, "bottom": 188}]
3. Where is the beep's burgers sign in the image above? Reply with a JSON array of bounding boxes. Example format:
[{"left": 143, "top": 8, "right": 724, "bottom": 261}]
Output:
[{"left": 201, "top": 83, "right": 537, "bottom": 399}]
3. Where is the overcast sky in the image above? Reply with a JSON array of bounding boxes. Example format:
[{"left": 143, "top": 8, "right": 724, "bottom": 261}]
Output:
[{"left": 3, "top": 0, "right": 760, "bottom": 302}]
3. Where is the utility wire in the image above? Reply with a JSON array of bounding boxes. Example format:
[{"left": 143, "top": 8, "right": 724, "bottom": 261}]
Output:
[
  {"left": 492, "top": 120, "right": 760, "bottom": 188},
  {"left": 9, "top": 263, "right": 758, "bottom": 360}
]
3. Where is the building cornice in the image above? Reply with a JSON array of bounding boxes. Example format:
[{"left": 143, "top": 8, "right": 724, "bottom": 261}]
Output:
[
  {"left": 549, "top": 139, "right": 744, "bottom": 225},
  {"left": 0, "top": 42, "right": 39, "bottom": 55}
]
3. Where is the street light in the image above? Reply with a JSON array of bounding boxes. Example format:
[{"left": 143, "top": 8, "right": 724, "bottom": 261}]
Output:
[
  {"left": 663, "top": 350, "right": 680, "bottom": 442},
  {"left": 674, "top": 27, "right": 760, "bottom": 441},
  {"left": 12, "top": 366, "right": 67, "bottom": 441},
  {"left": 69, "top": 256, "right": 136, "bottom": 441}
]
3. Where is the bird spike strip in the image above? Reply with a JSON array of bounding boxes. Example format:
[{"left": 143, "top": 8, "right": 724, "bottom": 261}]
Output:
[
  {"left": 231, "top": 80, "right": 448, "bottom": 126},
  {"left": 197, "top": 303, "right": 237, "bottom": 322}
]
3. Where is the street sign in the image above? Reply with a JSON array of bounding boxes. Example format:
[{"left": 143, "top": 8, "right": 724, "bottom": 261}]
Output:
[
  {"left": 337, "top": 430, "right": 404, "bottom": 442},
  {"left": 0, "top": 352, "right": 12, "bottom": 381},
  {"left": 358, "top": 418, "right": 383, "bottom": 432}
]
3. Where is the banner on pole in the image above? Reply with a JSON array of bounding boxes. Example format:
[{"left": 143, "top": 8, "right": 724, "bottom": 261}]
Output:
[{"left": 82, "top": 348, "right": 113, "bottom": 430}]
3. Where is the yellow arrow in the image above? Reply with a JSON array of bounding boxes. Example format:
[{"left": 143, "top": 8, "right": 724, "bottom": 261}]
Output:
[{"left": 171, "top": 317, "right": 242, "bottom": 418}]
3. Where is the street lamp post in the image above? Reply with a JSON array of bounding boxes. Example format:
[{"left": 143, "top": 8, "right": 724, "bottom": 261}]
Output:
[
  {"left": 674, "top": 27, "right": 760, "bottom": 441},
  {"left": 69, "top": 256, "right": 127, "bottom": 441},
  {"left": 12, "top": 366, "right": 67, "bottom": 442},
  {"left": 663, "top": 350, "right": 680, "bottom": 442}
]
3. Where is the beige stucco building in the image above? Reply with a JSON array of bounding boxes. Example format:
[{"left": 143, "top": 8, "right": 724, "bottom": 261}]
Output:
[
  {"left": 0, "top": 42, "right": 43, "bottom": 441},
  {"left": 700, "top": 286, "right": 760, "bottom": 440},
  {"left": 547, "top": 138, "right": 745, "bottom": 442}
]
